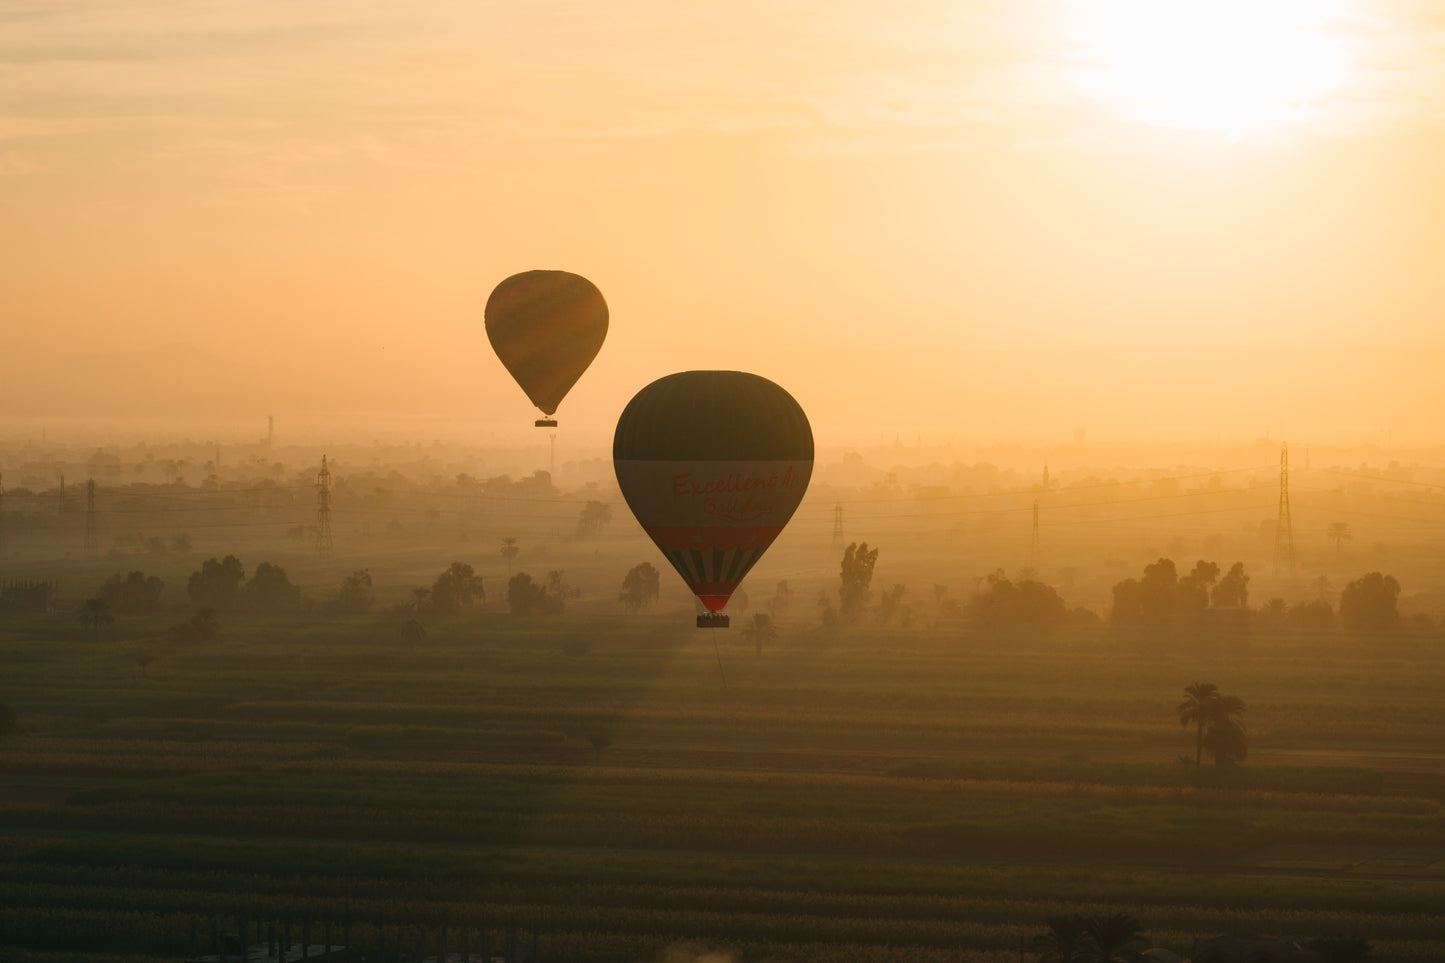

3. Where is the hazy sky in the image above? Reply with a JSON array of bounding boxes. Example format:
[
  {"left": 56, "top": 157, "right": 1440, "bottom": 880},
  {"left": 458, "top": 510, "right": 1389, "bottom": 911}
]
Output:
[{"left": 4, "top": 1, "right": 1445, "bottom": 445}]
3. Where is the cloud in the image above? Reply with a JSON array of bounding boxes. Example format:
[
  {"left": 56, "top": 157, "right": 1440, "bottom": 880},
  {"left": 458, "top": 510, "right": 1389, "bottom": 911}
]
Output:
[
  {"left": 3, "top": 0, "right": 1445, "bottom": 204},
  {"left": 0, "top": 2, "right": 1070, "bottom": 146}
]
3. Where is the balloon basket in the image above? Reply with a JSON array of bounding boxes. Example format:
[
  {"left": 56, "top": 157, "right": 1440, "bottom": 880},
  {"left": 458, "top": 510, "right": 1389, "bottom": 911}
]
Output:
[
  {"left": 696, "top": 612, "right": 730, "bottom": 629},
  {"left": 535, "top": 418, "right": 558, "bottom": 428}
]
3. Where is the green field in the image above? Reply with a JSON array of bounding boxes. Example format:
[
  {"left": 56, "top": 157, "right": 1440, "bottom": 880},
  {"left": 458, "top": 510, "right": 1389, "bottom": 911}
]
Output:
[{"left": 1, "top": 592, "right": 1441, "bottom": 962}]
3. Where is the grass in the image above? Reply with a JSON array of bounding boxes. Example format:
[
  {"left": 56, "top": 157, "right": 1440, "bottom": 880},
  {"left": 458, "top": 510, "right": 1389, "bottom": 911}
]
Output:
[{"left": 0, "top": 600, "right": 1442, "bottom": 961}]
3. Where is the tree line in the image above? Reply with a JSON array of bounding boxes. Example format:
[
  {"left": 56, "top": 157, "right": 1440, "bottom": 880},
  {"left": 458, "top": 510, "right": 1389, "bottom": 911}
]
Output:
[
  {"left": 1111, "top": 558, "right": 1411, "bottom": 632},
  {"left": 801, "top": 543, "right": 1418, "bottom": 634},
  {"left": 70, "top": 541, "right": 1421, "bottom": 646},
  {"left": 76, "top": 548, "right": 640, "bottom": 646}
]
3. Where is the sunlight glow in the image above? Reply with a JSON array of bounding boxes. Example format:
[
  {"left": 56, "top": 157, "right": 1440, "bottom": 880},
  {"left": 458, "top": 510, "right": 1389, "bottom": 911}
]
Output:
[{"left": 1067, "top": 0, "right": 1351, "bottom": 135}]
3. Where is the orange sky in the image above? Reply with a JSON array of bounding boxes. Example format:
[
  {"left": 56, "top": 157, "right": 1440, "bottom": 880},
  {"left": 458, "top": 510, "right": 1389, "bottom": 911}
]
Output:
[{"left": 3, "top": 1, "right": 1445, "bottom": 447}]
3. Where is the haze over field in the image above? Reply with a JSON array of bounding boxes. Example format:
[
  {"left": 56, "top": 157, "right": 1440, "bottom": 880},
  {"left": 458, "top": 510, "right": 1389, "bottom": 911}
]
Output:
[{"left": 5, "top": 1, "right": 1445, "bottom": 444}]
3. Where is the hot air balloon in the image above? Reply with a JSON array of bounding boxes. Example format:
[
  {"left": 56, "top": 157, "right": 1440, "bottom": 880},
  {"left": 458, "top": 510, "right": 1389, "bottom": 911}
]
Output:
[
  {"left": 485, "top": 270, "right": 608, "bottom": 427},
  {"left": 613, "top": 371, "right": 813, "bottom": 627}
]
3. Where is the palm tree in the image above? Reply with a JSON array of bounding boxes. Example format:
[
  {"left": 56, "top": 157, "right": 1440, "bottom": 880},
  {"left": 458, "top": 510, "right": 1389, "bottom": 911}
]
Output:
[
  {"left": 500, "top": 537, "right": 520, "bottom": 577},
  {"left": 1177, "top": 682, "right": 1219, "bottom": 768},
  {"left": 742, "top": 613, "right": 777, "bottom": 657},
  {"left": 1033, "top": 914, "right": 1094, "bottom": 963},
  {"left": 1207, "top": 692, "right": 1246, "bottom": 761},
  {"left": 78, "top": 598, "right": 114, "bottom": 640},
  {"left": 1178, "top": 683, "right": 1246, "bottom": 770},
  {"left": 1083, "top": 912, "right": 1145, "bottom": 962},
  {"left": 1326, "top": 522, "right": 1353, "bottom": 553},
  {"left": 400, "top": 619, "right": 427, "bottom": 647},
  {"left": 1204, "top": 715, "right": 1247, "bottom": 765}
]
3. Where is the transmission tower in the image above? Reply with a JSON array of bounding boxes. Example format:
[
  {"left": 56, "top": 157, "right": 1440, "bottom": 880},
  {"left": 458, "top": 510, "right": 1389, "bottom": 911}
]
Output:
[
  {"left": 832, "top": 502, "right": 844, "bottom": 549},
  {"left": 1031, "top": 499, "right": 1040, "bottom": 565},
  {"left": 1274, "top": 444, "right": 1295, "bottom": 578},
  {"left": 84, "top": 479, "right": 97, "bottom": 552},
  {"left": 316, "top": 455, "right": 333, "bottom": 553},
  {"left": 0, "top": 471, "right": 6, "bottom": 553}
]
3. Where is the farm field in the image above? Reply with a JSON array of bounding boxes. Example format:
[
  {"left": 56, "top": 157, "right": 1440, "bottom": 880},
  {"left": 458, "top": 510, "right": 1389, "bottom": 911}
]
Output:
[{"left": 1, "top": 601, "right": 1442, "bottom": 962}]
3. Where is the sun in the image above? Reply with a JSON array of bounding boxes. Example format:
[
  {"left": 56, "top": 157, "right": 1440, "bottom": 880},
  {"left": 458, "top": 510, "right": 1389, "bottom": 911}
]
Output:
[{"left": 1066, "top": 0, "right": 1350, "bottom": 136}]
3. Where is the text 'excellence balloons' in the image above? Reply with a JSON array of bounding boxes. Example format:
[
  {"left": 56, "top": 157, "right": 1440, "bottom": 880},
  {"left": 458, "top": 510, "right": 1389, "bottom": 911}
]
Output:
[
  {"left": 613, "top": 371, "right": 813, "bottom": 624},
  {"left": 485, "top": 270, "right": 608, "bottom": 427}
]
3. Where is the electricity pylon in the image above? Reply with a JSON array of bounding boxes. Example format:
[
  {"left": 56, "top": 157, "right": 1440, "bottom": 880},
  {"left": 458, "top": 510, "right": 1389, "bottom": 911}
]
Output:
[
  {"left": 316, "top": 455, "right": 333, "bottom": 553},
  {"left": 1274, "top": 444, "right": 1295, "bottom": 578},
  {"left": 84, "top": 479, "right": 97, "bottom": 552},
  {"left": 1031, "top": 499, "right": 1040, "bottom": 565}
]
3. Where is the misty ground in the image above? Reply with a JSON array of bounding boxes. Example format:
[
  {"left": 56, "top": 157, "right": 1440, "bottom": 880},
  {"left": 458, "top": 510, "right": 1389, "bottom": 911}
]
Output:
[{"left": 0, "top": 437, "right": 1441, "bottom": 962}]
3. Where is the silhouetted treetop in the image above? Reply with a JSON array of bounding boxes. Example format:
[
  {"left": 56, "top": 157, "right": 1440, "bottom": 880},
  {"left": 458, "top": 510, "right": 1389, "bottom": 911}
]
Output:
[
  {"left": 335, "top": 569, "right": 374, "bottom": 615},
  {"left": 187, "top": 555, "right": 245, "bottom": 611},
  {"left": 507, "top": 572, "right": 563, "bottom": 616},
  {"left": 100, "top": 571, "right": 165, "bottom": 615},
  {"left": 1112, "top": 558, "right": 1250, "bottom": 624},
  {"left": 838, "top": 541, "right": 878, "bottom": 625},
  {"left": 619, "top": 562, "right": 660, "bottom": 614},
  {"left": 1339, "top": 571, "right": 1401, "bottom": 632},
  {"left": 969, "top": 570, "right": 1068, "bottom": 627},
  {"left": 242, "top": 562, "right": 301, "bottom": 614},
  {"left": 431, "top": 562, "right": 484, "bottom": 615},
  {"left": 577, "top": 500, "right": 613, "bottom": 538}
]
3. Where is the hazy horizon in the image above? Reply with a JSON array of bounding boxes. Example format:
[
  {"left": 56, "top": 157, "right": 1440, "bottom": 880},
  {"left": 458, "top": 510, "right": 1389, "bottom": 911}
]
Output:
[{"left": 2, "top": 339, "right": 1443, "bottom": 450}]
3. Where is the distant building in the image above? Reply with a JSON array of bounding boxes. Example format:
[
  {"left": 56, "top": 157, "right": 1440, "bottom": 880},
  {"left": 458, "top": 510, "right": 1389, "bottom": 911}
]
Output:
[{"left": 0, "top": 578, "right": 58, "bottom": 613}]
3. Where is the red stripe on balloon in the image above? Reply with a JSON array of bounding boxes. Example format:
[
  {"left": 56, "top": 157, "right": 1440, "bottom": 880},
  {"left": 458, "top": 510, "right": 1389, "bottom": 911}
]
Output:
[
  {"left": 642, "top": 525, "right": 784, "bottom": 551},
  {"left": 689, "top": 587, "right": 739, "bottom": 612}
]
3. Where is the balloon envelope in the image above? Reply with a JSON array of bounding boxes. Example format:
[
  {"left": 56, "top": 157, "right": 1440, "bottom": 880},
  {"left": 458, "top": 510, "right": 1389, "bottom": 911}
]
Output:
[
  {"left": 613, "top": 371, "right": 813, "bottom": 612},
  {"left": 485, "top": 270, "right": 608, "bottom": 418}
]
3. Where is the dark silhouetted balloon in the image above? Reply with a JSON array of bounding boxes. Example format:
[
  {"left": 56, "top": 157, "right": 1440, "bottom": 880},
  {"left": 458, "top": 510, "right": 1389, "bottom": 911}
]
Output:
[
  {"left": 614, "top": 371, "right": 813, "bottom": 618},
  {"left": 485, "top": 270, "right": 607, "bottom": 425}
]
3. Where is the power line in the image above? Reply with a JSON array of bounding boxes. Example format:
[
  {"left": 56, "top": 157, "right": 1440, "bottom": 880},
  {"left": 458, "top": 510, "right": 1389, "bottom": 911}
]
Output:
[
  {"left": 837, "top": 464, "right": 1269, "bottom": 507},
  {"left": 1313, "top": 467, "right": 1445, "bottom": 489},
  {"left": 1302, "top": 505, "right": 1445, "bottom": 527},
  {"left": 841, "top": 482, "right": 1277, "bottom": 522}
]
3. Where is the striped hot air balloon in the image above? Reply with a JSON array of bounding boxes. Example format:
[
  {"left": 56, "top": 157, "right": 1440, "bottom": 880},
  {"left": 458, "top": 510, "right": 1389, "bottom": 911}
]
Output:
[
  {"left": 613, "top": 371, "right": 813, "bottom": 627},
  {"left": 485, "top": 270, "right": 608, "bottom": 427}
]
